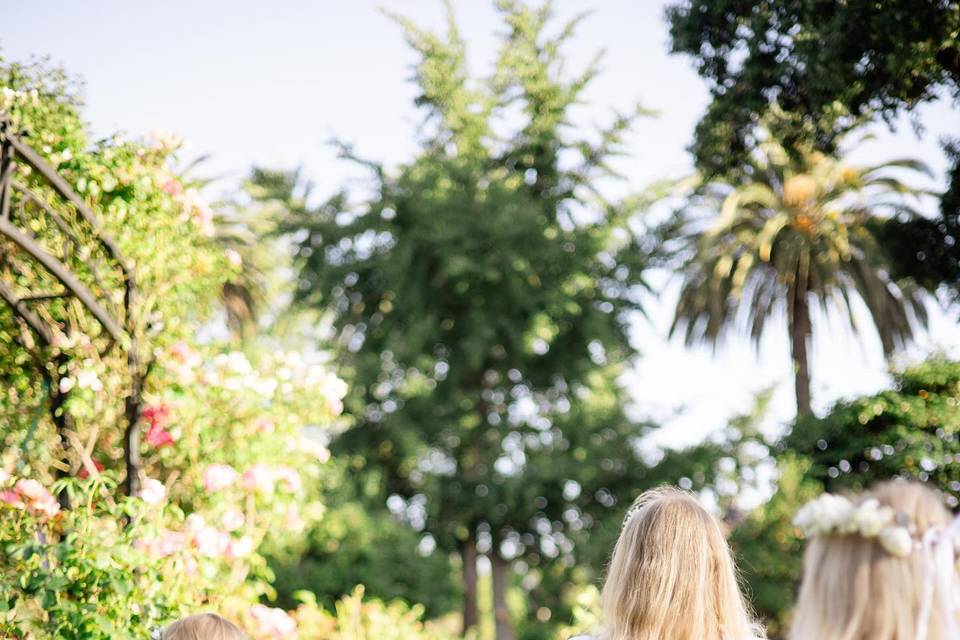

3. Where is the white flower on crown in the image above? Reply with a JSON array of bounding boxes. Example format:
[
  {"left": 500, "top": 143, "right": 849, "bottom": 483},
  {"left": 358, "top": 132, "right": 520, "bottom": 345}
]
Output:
[
  {"left": 794, "top": 493, "right": 854, "bottom": 536},
  {"left": 879, "top": 526, "right": 914, "bottom": 556},
  {"left": 793, "top": 493, "right": 915, "bottom": 557},
  {"left": 851, "top": 498, "right": 893, "bottom": 537}
]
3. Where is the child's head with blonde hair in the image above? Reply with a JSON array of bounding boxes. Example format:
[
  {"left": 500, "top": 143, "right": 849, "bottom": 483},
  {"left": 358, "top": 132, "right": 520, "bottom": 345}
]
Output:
[
  {"left": 162, "top": 613, "right": 247, "bottom": 640},
  {"left": 790, "top": 480, "right": 959, "bottom": 640},
  {"left": 600, "top": 486, "right": 763, "bottom": 640}
]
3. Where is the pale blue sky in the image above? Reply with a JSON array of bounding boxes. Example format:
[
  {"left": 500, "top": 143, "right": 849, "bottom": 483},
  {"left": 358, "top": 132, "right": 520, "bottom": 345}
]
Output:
[{"left": 5, "top": 0, "right": 959, "bottom": 446}]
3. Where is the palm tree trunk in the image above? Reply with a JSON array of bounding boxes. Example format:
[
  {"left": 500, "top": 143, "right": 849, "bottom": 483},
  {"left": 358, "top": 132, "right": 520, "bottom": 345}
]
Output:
[
  {"left": 790, "top": 287, "right": 813, "bottom": 418},
  {"left": 460, "top": 537, "right": 479, "bottom": 636},
  {"left": 491, "top": 551, "right": 515, "bottom": 640}
]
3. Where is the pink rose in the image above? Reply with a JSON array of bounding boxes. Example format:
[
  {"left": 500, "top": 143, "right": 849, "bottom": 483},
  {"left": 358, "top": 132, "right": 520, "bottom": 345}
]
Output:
[
  {"left": 319, "top": 376, "right": 348, "bottom": 416},
  {"left": 192, "top": 524, "right": 230, "bottom": 558},
  {"left": 221, "top": 508, "right": 245, "bottom": 531},
  {"left": 184, "top": 513, "right": 207, "bottom": 533},
  {"left": 242, "top": 464, "right": 275, "bottom": 493},
  {"left": 15, "top": 479, "right": 60, "bottom": 518},
  {"left": 284, "top": 506, "right": 304, "bottom": 531},
  {"left": 226, "top": 536, "right": 254, "bottom": 560},
  {"left": 14, "top": 479, "right": 48, "bottom": 501},
  {"left": 143, "top": 404, "right": 176, "bottom": 448},
  {"left": 158, "top": 530, "right": 186, "bottom": 556},
  {"left": 145, "top": 423, "right": 175, "bottom": 448},
  {"left": 184, "top": 190, "right": 216, "bottom": 237},
  {"left": 204, "top": 464, "right": 239, "bottom": 492},
  {"left": 0, "top": 489, "right": 24, "bottom": 509},
  {"left": 169, "top": 341, "right": 200, "bottom": 366},
  {"left": 141, "top": 403, "right": 171, "bottom": 427},
  {"left": 273, "top": 467, "right": 302, "bottom": 494},
  {"left": 134, "top": 537, "right": 157, "bottom": 555},
  {"left": 162, "top": 178, "right": 183, "bottom": 197},
  {"left": 169, "top": 341, "right": 190, "bottom": 360},
  {"left": 250, "top": 604, "right": 297, "bottom": 639},
  {"left": 255, "top": 417, "right": 275, "bottom": 434},
  {"left": 225, "top": 249, "right": 243, "bottom": 268},
  {"left": 30, "top": 498, "right": 60, "bottom": 518}
]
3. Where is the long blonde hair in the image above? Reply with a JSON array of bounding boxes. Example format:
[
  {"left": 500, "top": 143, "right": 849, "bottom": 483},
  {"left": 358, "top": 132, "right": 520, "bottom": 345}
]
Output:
[
  {"left": 600, "top": 487, "right": 763, "bottom": 640},
  {"left": 790, "top": 480, "right": 958, "bottom": 640},
  {"left": 163, "top": 613, "right": 247, "bottom": 640}
]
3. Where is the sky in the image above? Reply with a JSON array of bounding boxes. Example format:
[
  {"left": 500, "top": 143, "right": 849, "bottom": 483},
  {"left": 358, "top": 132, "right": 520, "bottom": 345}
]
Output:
[{"left": 4, "top": 0, "right": 959, "bottom": 448}]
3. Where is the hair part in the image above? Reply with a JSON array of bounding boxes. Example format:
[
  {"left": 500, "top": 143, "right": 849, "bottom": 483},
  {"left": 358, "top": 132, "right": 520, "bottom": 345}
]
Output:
[
  {"left": 600, "top": 486, "right": 763, "bottom": 640},
  {"left": 163, "top": 613, "right": 247, "bottom": 640},
  {"left": 789, "top": 480, "right": 957, "bottom": 640}
]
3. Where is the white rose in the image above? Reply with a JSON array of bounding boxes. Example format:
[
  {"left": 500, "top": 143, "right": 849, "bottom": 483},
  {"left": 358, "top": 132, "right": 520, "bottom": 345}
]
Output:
[
  {"left": 879, "top": 527, "right": 913, "bottom": 556},
  {"left": 139, "top": 478, "right": 166, "bottom": 505},
  {"left": 794, "top": 502, "right": 819, "bottom": 533},
  {"left": 794, "top": 494, "right": 851, "bottom": 536},
  {"left": 852, "top": 499, "right": 892, "bottom": 537},
  {"left": 76, "top": 369, "right": 103, "bottom": 391},
  {"left": 818, "top": 494, "right": 853, "bottom": 534},
  {"left": 59, "top": 376, "right": 76, "bottom": 393},
  {"left": 224, "top": 352, "right": 252, "bottom": 375}
]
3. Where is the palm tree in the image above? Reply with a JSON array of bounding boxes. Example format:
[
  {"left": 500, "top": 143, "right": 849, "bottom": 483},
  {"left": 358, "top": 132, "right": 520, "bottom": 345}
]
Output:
[{"left": 671, "top": 134, "right": 930, "bottom": 418}]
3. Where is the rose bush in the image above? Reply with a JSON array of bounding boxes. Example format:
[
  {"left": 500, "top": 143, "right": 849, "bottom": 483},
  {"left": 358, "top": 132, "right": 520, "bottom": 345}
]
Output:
[
  {"left": 0, "top": 58, "right": 448, "bottom": 640},
  {"left": 0, "top": 475, "right": 207, "bottom": 638}
]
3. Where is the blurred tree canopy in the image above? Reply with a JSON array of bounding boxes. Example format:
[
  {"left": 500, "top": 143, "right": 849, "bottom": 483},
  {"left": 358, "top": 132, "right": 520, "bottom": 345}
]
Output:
[
  {"left": 783, "top": 357, "right": 960, "bottom": 494},
  {"left": 249, "top": 2, "right": 651, "bottom": 634},
  {"left": 666, "top": 0, "right": 960, "bottom": 177},
  {"left": 268, "top": 501, "right": 460, "bottom": 618},
  {"left": 245, "top": 2, "right": 756, "bottom": 637},
  {"left": 873, "top": 139, "right": 960, "bottom": 303}
]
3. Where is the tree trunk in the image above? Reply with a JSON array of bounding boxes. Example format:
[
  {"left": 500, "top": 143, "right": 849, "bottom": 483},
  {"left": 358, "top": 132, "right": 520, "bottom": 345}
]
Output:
[
  {"left": 790, "top": 287, "right": 813, "bottom": 418},
  {"left": 460, "top": 537, "right": 479, "bottom": 636},
  {"left": 491, "top": 551, "right": 515, "bottom": 640}
]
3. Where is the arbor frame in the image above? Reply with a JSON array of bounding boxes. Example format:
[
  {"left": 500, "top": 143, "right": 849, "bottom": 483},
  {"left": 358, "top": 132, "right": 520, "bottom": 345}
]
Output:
[{"left": 0, "top": 113, "right": 145, "bottom": 499}]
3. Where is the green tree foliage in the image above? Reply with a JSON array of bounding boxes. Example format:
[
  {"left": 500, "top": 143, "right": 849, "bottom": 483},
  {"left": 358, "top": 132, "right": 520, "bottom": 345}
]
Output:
[
  {"left": 729, "top": 456, "right": 820, "bottom": 639},
  {"left": 874, "top": 140, "right": 960, "bottom": 303},
  {"left": 783, "top": 357, "right": 960, "bottom": 494},
  {"left": 666, "top": 0, "right": 960, "bottom": 178},
  {"left": 247, "top": 2, "right": 692, "bottom": 635},
  {"left": 672, "top": 133, "right": 929, "bottom": 417},
  {"left": 267, "top": 499, "right": 460, "bottom": 618}
]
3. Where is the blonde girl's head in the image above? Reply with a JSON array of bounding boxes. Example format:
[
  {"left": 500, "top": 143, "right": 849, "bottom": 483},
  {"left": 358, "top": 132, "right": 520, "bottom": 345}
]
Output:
[
  {"left": 162, "top": 613, "right": 247, "bottom": 640},
  {"left": 600, "top": 486, "right": 763, "bottom": 640},
  {"left": 789, "top": 480, "right": 958, "bottom": 640}
]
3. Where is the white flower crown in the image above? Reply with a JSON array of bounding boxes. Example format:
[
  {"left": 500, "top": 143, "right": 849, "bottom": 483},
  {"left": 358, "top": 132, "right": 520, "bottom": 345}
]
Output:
[
  {"left": 793, "top": 493, "right": 916, "bottom": 556},
  {"left": 796, "top": 492, "right": 960, "bottom": 640}
]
